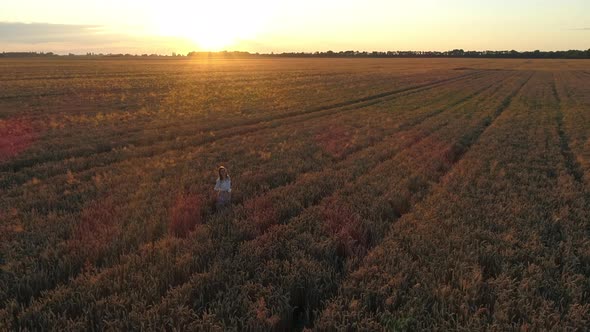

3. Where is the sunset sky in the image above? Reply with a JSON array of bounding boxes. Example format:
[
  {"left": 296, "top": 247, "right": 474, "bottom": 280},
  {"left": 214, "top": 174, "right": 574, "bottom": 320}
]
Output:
[{"left": 1, "top": 0, "right": 589, "bottom": 54}]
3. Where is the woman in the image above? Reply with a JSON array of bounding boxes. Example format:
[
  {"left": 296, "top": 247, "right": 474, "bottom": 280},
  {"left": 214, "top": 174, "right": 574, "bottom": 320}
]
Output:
[{"left": 214, "top": 166, "right": 231, "bottom": 210}]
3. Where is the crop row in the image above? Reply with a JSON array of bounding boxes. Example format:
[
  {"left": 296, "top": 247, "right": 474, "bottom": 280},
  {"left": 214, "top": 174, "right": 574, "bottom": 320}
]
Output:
[
  {"left": 0, "top": 69, "right": 481, "bottom": 178},
  {"left": 0, "top": 71, "right": 504, "bottom": 320},
  {"left": 0, "top": 71, "right": 512, "bottom": 328},
  {"left": 553, "top": 70, "right": 590, "bottom": 184},
  {"left": 2, "top": 71, "right": 529, "bottom": 330},
  {"left": 316, "top": 72, "right": 590, "bottom": 330},
  {"left": 158, "top": 71, "right": 532, "bottom": 330}
]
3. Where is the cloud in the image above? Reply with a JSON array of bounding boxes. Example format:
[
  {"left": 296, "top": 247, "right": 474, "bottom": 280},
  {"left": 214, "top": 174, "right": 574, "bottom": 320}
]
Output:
[
  {"left": 0, "top": 22, "right": 109, "bottom": 44},
  {"left": 0, "top": 22, "right": 194, "bottom": 54}
]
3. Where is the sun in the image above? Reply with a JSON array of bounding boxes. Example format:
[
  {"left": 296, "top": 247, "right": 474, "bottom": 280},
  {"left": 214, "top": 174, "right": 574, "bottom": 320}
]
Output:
[
  {"left": 190, "top": 29, "right": 237, "bottom": 51},
  {"left": 150, "top": 1, "right": 275, "bottom": 51}
]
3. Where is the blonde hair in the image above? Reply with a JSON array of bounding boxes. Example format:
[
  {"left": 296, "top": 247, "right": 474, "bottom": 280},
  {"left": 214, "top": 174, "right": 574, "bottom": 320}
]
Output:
[{"left": 218, "top": 166, "right": 229, "bottom": 180}]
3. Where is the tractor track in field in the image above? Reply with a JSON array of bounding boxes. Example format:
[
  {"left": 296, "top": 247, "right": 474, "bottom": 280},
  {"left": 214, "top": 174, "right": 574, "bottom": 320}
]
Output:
[
  {"left": 0, "top": 86, "right": 167, "bottom": 100},
  {"left": 0, "top": 69, "right": 355, "bottom": 83},
  {"left": 305, "top": 71, "right": 535, "bottom": 328},
  {"left": 552, "top": 74, "right": 585, "bottom": 184},
  {"left": 10, "top": 71, "right": 515, "bottom": 315},
  {"left": 116, "top": 72, "right": 523, "bottom": 324},
  {"left": 0, "top": 71, "right": 487, "bottom": 177},
  {"left": 0, "top": 71, "right": 367, "bottom": 100},
  {"left": 136, "top": 71, "right": 532, "bottom": 330},
  {"left": 0, "top": 70, "right": 467, "bottom": 99},
  {"left": 0, "top": 73, "right": 494, "bottom": 198}
]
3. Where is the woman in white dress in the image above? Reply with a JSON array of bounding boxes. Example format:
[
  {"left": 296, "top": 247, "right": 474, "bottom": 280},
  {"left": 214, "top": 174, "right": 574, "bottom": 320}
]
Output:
[{"left": 214, "top": 166, "right": 231, "bottom": 210}]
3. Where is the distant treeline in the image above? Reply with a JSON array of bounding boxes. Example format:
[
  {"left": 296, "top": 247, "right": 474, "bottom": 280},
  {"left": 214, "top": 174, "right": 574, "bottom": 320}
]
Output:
[
  {"left": 2, "top": 49, "right": 590, "bottom": 59},
  {"left": 0, "top": 52, "right": 179, "bottom": 58},
  {"left": 188, "top": 49, "right": 590, "bottom": 59},
  {"left": 0, "top": 52, "right": 59, "bottom": 57}
]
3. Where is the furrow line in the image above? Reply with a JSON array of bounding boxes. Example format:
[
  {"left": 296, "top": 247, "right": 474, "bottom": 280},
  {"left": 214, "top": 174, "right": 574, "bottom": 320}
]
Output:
[
  {"left": 0, "top": 71, "right": 487, "bottom": 179},
  {"left": 133, "top": 72, "right": 521, "bottom": 326},
  {"left": 8, "top": 72, "right": 513, "bottom": 325},
  {"left": 4, "top": 72, "right": 504, "bottom": 313},
  {"left": 307, "top": 71, "right": 535, "bottom": 328},
  {"left": 552, "top": 73, "right": 585, "bottom": 184}
]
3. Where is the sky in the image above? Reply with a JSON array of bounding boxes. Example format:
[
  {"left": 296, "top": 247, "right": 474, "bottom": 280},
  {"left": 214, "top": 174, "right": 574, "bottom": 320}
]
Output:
[{"left": 1, "top": 0, "right": 589, "bottom": 54}]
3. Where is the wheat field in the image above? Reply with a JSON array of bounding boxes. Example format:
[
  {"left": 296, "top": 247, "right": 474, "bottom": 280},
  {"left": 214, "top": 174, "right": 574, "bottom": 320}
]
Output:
[{"left": 1, "top": 57, "right": 590, "bottom": 330}]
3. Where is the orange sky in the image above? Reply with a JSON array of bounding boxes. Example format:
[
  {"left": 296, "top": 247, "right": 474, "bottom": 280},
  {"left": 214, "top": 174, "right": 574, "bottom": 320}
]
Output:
[{"left": 1, "top": 0, "right": 589, "bottom": 54}]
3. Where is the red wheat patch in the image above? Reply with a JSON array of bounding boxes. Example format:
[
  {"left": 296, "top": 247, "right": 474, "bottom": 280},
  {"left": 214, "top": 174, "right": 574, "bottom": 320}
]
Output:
[
  {"left": 244, "top": 195, "right": 279, "bottom": 236},
  {"left": 314, "top": 125, "right": 356, "bottom": 158},
  {"left": 0, "top": 208, "right": 18, "bottom": 220},
  {"left": 169, "top": 192, "right": 204, "bottom": 237},
  {"left": 321, "top": 197, "right": 371, "bottom": 258},
  {"left": 67, "top": 196, "right": 120, "bottom": 264},
  {"left": 0, "top": 117, "right": 38, "bottom": 162},
  {"left": 254, "top": 297, "right": 281, "bottom": 327}
]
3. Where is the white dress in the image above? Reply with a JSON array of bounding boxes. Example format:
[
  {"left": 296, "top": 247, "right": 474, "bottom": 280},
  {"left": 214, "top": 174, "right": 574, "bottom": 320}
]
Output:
[
  {"left": 214, "top": 177, "right": 232, "bottom": 193},
  {"left": 214, "top": 176, "right": 231, "bottom": 207}
]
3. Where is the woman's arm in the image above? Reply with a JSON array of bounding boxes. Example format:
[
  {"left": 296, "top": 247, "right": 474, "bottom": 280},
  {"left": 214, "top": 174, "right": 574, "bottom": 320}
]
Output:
[{"left": 214, "top": 179, "right": 221, "bottom": 191}]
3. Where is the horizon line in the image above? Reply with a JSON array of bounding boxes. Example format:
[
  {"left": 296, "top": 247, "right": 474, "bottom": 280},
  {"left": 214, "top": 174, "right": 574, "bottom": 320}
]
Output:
[{"left": 4, "top": 48, "right": 590, "bottom": 54}]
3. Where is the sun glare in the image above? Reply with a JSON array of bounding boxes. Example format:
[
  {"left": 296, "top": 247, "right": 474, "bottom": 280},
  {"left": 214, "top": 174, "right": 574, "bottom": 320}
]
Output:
[{"left": 150, "top": 1, "right": 276, "bottom": 51}]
